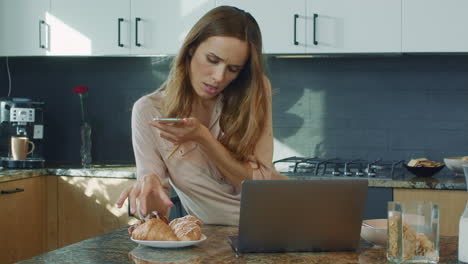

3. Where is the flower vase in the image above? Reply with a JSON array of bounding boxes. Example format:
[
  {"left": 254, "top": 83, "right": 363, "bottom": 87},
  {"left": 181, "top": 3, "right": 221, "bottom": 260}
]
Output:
[{"left": 80, "top": 122, "right": 92, "bottom": 168}]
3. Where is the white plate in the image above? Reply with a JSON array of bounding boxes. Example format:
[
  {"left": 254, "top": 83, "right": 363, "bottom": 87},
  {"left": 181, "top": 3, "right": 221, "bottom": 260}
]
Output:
[{"left": 131, "top": 234, "right": 207, "bottom": 248}]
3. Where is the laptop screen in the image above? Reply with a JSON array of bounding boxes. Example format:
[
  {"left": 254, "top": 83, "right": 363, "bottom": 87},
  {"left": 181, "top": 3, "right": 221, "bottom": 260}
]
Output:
[{"left": 235, "top": 179, "right": 368, "bottom": 253}]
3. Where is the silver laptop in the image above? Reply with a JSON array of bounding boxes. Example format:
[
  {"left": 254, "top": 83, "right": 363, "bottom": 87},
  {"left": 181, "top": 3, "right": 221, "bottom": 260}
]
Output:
[{"left": 228, "top": 179, "right": 368, "bottom": 254}]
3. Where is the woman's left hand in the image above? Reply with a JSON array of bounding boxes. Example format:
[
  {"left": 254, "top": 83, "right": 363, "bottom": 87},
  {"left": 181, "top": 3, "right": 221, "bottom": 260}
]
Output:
[{"left": 150, "top": 117, "right": 204, "bottom": 144}]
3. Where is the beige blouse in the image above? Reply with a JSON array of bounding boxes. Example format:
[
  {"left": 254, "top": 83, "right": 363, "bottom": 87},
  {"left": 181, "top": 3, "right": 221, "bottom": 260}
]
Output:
[{"left": 131, "top": 88, "right": 275, "bottom": 226}]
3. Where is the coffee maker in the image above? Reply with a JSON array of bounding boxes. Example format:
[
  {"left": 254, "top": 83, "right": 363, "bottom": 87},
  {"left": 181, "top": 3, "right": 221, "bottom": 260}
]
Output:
[{"left": 0, "top": 98, "right": 45, "bottom": 169}]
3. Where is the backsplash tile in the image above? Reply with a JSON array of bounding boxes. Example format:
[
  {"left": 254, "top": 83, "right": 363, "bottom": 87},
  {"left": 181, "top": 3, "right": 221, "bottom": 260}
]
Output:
[
  {"left": 1, "top": 55, "right": 468, "bottom": 166},
  {"left": 269, "top": 55, "right": 468, "bottom": 163}
]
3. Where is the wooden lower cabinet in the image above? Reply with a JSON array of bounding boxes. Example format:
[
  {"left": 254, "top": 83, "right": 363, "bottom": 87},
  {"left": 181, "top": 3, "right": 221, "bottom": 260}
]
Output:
[
  {"left": 0, "top": 176, "right": 47, "bottom": 264},
  {"left": 393, "top": 188, "right": 468, "bottom": 236},
  {"left": 0, "top": 175, "right": 142, "bottom": 263},
  {"left": 57, "top": 176, "right": 137, "bottom": 247}
]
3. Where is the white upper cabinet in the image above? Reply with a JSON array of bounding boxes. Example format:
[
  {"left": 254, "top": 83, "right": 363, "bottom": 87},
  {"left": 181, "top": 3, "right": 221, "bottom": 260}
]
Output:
[
  {"left": 0, "top": 0, "right": 50, "bottom": 56},
  {"left": 216, "top": 0, "right": 401, "bottom": 54},
  {"left": 3, "top": 0, "right": 468, "bottom": 55},
  {"left": 48, "top": 0, "right": 215, "bottom": 56},
  {"left": 402, "top": 0, "right": 468, "bottom": 52},
  {"left": 49, "top": 0, "right": 130, "bottom": 55},
  {"left": 215, "top": 0, "right": 306, "bottom": 54},
  {"left": 132, "top": 0, "right": 215, "bottom": 55},
  {"left": 306, "top": 0, "right": 401, "bottom": 53}
]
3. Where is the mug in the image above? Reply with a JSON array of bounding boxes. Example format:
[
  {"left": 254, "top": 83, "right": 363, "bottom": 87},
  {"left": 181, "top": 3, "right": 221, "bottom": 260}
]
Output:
[{"left": 11, "top": 136, "right": 35, "bottom": 160}]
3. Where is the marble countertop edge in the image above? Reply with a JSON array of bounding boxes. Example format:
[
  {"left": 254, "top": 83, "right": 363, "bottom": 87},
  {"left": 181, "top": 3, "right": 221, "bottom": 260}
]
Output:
[
  {"left": 1, "top": 167, "right": 467, "bottom": 190},
  {"left": 0, "top": 166, "right": 137, "bottom": 183}
]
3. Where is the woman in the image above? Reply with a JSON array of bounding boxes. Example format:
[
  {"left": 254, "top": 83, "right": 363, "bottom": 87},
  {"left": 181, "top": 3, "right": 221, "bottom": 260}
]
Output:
[{"left": 117, "top": 6, "right": 287, "bottom": 226}]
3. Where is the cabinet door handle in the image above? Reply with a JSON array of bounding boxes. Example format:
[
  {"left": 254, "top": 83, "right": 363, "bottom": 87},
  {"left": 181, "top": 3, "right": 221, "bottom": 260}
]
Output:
[
  {"left": 313, "top": 13, "right": 318, "bottom": 45},
  {"left": 118, "top": 18, "right": 124, "bottom": 47},
  {"left": 293, "top": 14, "right": 299, "bottom": 45},
  {"left": 1, "top": 188, "right": 25, "bottom": 195},
  {"left": 39, "top": 20, "right": 46, "bottom": 49},
  {"left": 135, "top": 17, "right": 141, "bottom": 47}
]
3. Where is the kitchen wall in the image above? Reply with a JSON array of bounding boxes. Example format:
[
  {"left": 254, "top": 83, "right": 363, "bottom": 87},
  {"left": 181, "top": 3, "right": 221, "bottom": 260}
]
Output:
[
  {"left": 1, "top": 55, "right": 468, "bottom": 166},
  {"left": 269, "top": 55, "right": 468, "bottom": 164},
  {"left": 0, "top": 56, "right": 170, "bottom": 165}
]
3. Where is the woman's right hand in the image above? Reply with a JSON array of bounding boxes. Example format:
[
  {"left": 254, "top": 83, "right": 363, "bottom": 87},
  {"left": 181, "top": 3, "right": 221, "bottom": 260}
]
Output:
[{"left": 116, "top": 174, "right": 174, "bottom": 217}]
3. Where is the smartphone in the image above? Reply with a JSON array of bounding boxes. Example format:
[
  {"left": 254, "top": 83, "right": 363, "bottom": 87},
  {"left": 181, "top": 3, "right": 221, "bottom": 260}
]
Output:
[{"left": 152, "top": 117, "right": 184, "bottom": 124}]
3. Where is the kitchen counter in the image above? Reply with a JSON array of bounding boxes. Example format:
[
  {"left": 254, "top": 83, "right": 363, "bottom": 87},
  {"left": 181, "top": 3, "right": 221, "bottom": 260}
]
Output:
[
  {"left": 17, "top": 225, "right": 459, "bottom": 264},
  {"left": 0, "top": 165, "right": 136, "bottom": 183},
  {"left": 1, "top": 166, "right": 466, "bottom": 190},
  {"left": 288, "top": 174, "right": 468, "bottom": 190}
]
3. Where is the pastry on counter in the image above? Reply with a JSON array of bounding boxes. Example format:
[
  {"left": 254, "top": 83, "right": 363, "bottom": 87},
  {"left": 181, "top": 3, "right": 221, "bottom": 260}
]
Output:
[
  {"left": 128, "top": 211, "right": 203, "bottom": 241},
  {"left": 169, "top": 215, "right": 203, "bottom": 241},
  {"left": 169, "top": 215, "right": 202, "bottom": 227},
  {"left": 131, "top": 218, "right": 178, "bottom": 241}
]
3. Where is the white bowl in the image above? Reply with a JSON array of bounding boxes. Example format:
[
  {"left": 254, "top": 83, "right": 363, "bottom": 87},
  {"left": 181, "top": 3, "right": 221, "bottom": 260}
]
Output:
[
  {"left": 444, "top": 157, "right": 468, "bottom": 176},
  {"left": 361, "top": 219, "right": 387, "bottom": 247}
]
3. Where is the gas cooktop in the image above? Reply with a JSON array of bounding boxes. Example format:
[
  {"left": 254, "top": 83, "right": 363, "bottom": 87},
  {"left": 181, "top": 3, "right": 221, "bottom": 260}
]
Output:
[{"left": 273, "top": 156, "right": 406, "bottom": 179}]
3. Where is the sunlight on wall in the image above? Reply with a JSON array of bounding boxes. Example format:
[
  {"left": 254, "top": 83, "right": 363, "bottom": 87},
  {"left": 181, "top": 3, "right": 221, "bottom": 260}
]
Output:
[
  {"left": 272, "top": 88, "right": 325, "bottom": 162},
  {"left": 309, "top": 89, "right": 325, "bottom": 158},
  {"left": 46, "top": 12, "right": 92, "bottom": 55},
  {"left": 273, "top": 138, "right": 305, "bottom": 171}
]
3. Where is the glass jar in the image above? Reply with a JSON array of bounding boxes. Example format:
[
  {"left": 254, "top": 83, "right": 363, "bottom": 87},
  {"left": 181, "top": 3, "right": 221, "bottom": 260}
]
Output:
[{"left": 387, "top": 200, "right": 439, "bottom": 264}]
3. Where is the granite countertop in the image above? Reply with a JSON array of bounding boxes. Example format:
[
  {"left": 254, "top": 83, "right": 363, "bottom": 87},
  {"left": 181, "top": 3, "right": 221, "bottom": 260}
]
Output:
[
  {"left": 0, "top": 165, "right": 467, "bottom": 190},
  {"left": 17, "top": 225, "right": 459, "bottom": 264},
  {"left": 288, "top": 173, "right": 468, "bottom": 190},
  {"left": 0, "top": 165, "right": 137, "bottom": 182}
]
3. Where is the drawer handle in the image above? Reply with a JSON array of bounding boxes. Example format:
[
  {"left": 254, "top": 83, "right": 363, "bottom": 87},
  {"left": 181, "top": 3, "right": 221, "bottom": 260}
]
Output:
[
  {"left": 293, "top": 14, "right": 299, "bottom": 45},
  {"left": 118, "top": 18, "right": 124, "bottom": 47},
  {"left": 1, "top": 188, "right": 25, "bottom": 194},
  {"left": 135, "top": 17, "right": 142, "bottom": 47},
  {"left": 313, "top": 13, "right": 318, "bottom": 45},
  {"left": 39, "top": 20, "right": 46, "bottom": 49}
]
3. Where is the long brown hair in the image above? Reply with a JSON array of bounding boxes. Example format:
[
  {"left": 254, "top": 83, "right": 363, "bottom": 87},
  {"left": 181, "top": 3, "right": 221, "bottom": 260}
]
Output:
[{"left": 161, "top": 6, "right": 267, "bottom": 161}]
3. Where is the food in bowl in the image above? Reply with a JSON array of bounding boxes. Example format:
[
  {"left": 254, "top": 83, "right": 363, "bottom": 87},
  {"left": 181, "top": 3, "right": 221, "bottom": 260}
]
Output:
[
  {"left": 361, "top": 219, "right": 387, "bottom": 247},
  {"left": 405, "top": 158, "right": 445, "bottom": 177},
  {"left": 407, "top": 158, "right": 444, "bottom": 168},
  {"left": 443, "top": 157, "right": 468, "bottom": 176}
]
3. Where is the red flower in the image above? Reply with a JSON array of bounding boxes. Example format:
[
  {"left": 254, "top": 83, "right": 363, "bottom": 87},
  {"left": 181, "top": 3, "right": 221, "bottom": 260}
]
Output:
[{"left": 72, "top": 85, "right": 89, "bottom": 94}]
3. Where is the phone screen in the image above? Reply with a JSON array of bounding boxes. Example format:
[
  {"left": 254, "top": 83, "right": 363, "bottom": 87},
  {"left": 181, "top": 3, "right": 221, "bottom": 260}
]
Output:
[{"left": 153, "top": 117, "right": 184, "bottom": 124}]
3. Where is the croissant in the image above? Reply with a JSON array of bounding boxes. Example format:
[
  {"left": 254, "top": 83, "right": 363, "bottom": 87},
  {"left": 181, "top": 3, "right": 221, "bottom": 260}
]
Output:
[
  {"left": 128, "top": 212, "right": 204, "bottom": 241},
  {"left": 131, "top": 218, "right": 178, "bottom": 241},
  {"left": 169, "top": 215, "right": 203, "bottom": 241},
  {"left": 169, "top": 215, "right": 202, "bottom": 228},
  {"left": 170, "top": 220, "right": 202, "bottom": 241}
]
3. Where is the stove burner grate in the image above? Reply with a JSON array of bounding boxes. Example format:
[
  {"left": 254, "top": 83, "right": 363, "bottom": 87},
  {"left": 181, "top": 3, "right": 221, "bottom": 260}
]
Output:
[{"left": 273, "top": 156, "right": 405, "bottom": 178}]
